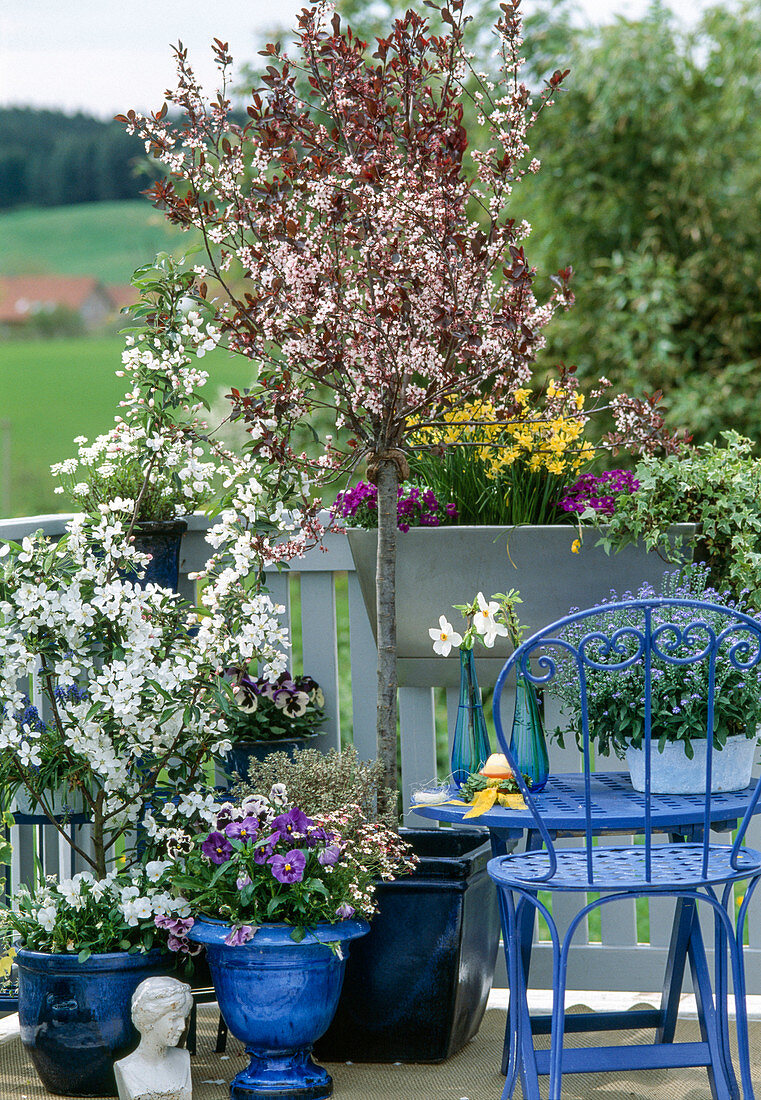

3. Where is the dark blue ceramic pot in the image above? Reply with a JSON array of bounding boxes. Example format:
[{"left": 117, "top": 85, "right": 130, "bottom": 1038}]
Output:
[
  {"left": 16, "top": 947, "right": 173, "bottom": 1097},
  {"left": 226, "top": 735, "right": 317, "bottom": 780},
  {"left": 130, "top": 519, "right": 187, "bottom": 591},
  {"left": 188, "top": 917, "right": 369, "bottom": 1100}
]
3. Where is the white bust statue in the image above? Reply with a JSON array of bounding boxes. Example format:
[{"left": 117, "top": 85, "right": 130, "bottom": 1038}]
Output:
[{"left": 114, "top": 976, "right": 193, "bottom": 1100}]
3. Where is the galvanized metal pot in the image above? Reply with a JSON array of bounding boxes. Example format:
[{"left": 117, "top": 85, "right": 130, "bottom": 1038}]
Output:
[{"left": 347, "top": 524, "right": 696, "bottom": 687}]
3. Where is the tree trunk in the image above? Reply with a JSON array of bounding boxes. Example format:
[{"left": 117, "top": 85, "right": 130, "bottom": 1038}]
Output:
[
  {"left": 91, "top": 792, "right": 108, "bottom": 880},
  {"left": 375, "top": 459, "right": 399, "bottom": 796}
]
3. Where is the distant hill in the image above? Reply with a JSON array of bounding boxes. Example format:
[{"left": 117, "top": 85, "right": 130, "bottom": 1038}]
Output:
[
  {"left": 0, "top": 107, "right": 152, "bottom": 210},
  {"left": 0, "top": 201, "right": 194, "bottom": 284}
]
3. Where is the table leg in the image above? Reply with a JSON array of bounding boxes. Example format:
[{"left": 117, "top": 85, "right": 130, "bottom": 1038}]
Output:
[{"left": 492, "top": 829, "right": 542, "bottom": 1078}]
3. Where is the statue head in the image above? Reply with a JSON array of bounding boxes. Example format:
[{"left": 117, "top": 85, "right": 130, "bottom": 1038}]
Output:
[{"left": 130, "top": 976, "right": 193, "bottom": 1048}]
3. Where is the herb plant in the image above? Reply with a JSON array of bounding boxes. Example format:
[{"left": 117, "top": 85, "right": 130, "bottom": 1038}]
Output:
[
  {"left": 551, "top": 566, "right": 761, "bottom": 759},
  {"left": 238, "top": 747, "right": 399, "bottom": 838}
]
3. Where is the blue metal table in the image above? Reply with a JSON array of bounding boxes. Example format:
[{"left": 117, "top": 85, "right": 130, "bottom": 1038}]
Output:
[{"left": 414, "top": 772, "right": 759, "bottom": 1097}]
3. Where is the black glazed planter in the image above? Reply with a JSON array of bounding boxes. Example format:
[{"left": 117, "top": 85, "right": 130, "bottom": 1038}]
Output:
[{"left": 314, "top": 826, "right": 499, "bottom": 1063}]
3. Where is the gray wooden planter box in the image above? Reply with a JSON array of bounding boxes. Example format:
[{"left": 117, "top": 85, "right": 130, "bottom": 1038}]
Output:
[{"left": 347, "top": 524, "right": 696, "bottom": 687}]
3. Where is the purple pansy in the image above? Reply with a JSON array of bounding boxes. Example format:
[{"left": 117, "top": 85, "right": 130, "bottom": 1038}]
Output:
[
  {"left": 336, "top": 903, "right": 355, "bottom": 919},
  {"left": 224, "top": 925, "right": 257, "bottom": 946},
  {"left": 201, "top": 831, "right": 234, "bottom": 865},
  {"left": 317, "top": 844, "right": 341, "bottom": 866},
  {"left": 269, "top": 849, "right": 307, "bottom": 883},
  {"left": 236, "top": 873, "right": 253, "bottom": 889},
  {"left": 270, "top": 808, "right": 313, "bottom": 840},
  {"left": 303, "top": 826, "right": 333, "bottom": 848},
  {"left": 225, "top": 816, "right": 259, "bottom": 843},
  {"left": 253, "top": 833, "right": 278, "bottom": 865}
]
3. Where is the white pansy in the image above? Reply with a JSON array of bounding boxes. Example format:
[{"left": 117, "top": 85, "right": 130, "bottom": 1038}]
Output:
[{"left": 429, "top": 616, "right": 463, "bottom": 657}]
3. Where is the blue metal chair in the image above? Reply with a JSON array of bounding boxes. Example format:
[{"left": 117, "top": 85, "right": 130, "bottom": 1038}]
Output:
[{"left": 488, "top": 597, "right": 761, "bottom": 1100}]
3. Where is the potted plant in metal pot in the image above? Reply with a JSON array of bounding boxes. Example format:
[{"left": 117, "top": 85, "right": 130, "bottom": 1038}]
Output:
[
  {"left": 550, "top": 565, "right": 761, "bottom": 793},
  {"left": 237, "top": 747, "right": 498, "bottom": 1064},
  {"left": 221, "top": 671, "right": 326, "bottom": 779},
  {"left": 143, "top": 781, "right": 414, "bottom": 1100},
  {"left": 337, "top": 390, "right": 693, "bottom": 691}
]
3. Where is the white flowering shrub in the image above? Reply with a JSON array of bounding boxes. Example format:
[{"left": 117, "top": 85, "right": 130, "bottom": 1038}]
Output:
[{"left": 0, "top": 508, "right": 302, "bottom": 883}]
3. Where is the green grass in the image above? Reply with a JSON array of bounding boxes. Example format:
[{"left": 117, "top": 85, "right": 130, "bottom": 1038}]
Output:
[
  {"left": 0, "top": 336, "right": 255, "bottom": 517},
  {"left": 0, "top": 201, "right": 193, "bottom": 284}
]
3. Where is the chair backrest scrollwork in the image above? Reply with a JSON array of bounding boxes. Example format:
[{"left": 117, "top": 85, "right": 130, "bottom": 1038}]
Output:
[{"left": 492, "top": 598, "right": 761, "bottom": 885}]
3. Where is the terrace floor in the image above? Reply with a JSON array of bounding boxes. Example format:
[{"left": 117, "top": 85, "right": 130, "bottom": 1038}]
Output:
[{"left": 3, "top": 992, "right": 761, "bottom": 1100}]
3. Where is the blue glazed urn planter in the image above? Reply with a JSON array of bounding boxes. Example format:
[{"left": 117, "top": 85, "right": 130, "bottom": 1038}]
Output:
[
  {"left": 16, "top": 947, "right": 173, "bottom": 1097},
  {"left": 188, "top": 917, "right": 369, "bottom": 1100}
]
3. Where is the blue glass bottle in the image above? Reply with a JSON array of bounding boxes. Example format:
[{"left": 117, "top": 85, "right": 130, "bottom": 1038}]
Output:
[
  {"left": 509, "top": 674, "right": 549, "bottom": 792},
  {"left": 451, "top": 647, "right": 491, "bottom": 787}
]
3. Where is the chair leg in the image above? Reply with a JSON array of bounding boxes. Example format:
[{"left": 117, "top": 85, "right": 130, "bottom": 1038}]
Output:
[
  {"left": 730, "top": 903, "right": 756, "bottom": 1100},
  {"left": 688, "top": 900, "right": 737, "bottom": 1100},
  {"left": 502, "top": 889, "right": 542, "bottom": 1100},
  {"left": 715, "top": 893, "right": 739, "bottom": 1099}
]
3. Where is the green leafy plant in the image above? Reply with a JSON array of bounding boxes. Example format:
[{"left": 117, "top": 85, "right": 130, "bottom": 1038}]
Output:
[{"left": 598, "top": 432, "right": 761, "bottom": 605}]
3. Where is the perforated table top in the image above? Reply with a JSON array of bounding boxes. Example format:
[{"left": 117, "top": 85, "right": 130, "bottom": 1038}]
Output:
[{"left": 412, "top": 772, "right": 756, "bottom": 835}]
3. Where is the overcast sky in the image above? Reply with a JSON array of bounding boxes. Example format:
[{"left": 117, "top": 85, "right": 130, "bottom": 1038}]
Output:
[{"left": 0, "top": 0, "right": 726, "bottom": 119}]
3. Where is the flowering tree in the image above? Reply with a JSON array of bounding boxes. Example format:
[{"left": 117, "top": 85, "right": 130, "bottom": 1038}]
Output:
[{"left": 123, "top": 0, "right": 673, "bottom": 793}]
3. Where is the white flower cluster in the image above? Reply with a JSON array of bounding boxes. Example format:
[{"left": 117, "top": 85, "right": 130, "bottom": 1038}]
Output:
[{"left": 7, "top": 866, "right": 189, "bottom": 953}]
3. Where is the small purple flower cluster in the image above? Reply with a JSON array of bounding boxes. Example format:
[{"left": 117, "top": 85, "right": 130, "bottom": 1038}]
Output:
[
  {"left": 333, "top": 481, "right": 458, "bottom": 532},
  {"left": 557, "top": 469, "right": 639, "bottom": 517}
]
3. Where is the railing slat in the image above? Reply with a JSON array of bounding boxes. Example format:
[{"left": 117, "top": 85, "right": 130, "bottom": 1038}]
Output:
[
  {"left": 299, "top": 573, "right": 340, "bottom": 753},
  {"left": 399, "top": 687, "right": 438, "bottom": 827},
  {"left": 347, "top": 574, "right": 379, "bottom": 762}
]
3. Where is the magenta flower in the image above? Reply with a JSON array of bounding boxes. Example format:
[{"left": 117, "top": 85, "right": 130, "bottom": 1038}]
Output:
[
  {"left": 224, "top": 925, "right": 257, "bottom": 946},
  {"left": 317, "top": 844, "right": 341, "bottom": 866},
  {"left": 269, "top": 849, "right": 307, "bottom": 883},
  {"left": 270, "top": 808, "right": 312, "bottom": 841},
  {"left": 201, "top": 831, "right": 234, "bottom": 864},
  {"left": 226, "top": 816, "right": 259, "bottom": 843},
  {"left": 336, "top": 903, "right": 355, "bottom": 919}
]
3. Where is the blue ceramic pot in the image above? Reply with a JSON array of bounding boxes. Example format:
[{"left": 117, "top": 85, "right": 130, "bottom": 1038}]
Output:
[
  {"left": 129, "top": 519, "right": 187, "bottom": 591},
  {"left": 226, "top": 735, "right": 317, "bottom": 780},
  {"left": 16, "top": 947, "right": 173, "bottom": 1097},
  {"left": 188, "top": 917, "right": 369, "bottom": 1100}
]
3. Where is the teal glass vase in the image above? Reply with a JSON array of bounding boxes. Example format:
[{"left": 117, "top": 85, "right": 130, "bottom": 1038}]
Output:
[
  {"left": 509, "top": 674, "right": 549, "bottom": 792},
  {"left": 451, "top": 648, "right": 491, "bottom": 787}
]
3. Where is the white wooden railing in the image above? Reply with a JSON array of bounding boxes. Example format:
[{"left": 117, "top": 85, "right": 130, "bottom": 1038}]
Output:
[{"left": 3, "top": 512, "right": 761, "bottom": 995}]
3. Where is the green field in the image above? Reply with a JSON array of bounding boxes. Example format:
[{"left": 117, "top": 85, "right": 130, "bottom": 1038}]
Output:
[
  {"left": 0, "top": 336, "right": 253, "bottom": 517},
  {"left": 0, "top": 201, "right": 193, "bottom": 283}
]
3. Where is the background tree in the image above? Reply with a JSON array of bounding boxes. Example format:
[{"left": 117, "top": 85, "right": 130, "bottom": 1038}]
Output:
[{"left": 518, "top": 0, "right": 761, "bottom": 442}]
